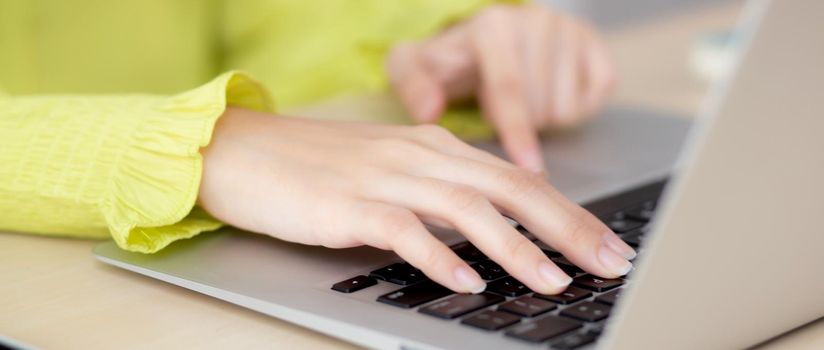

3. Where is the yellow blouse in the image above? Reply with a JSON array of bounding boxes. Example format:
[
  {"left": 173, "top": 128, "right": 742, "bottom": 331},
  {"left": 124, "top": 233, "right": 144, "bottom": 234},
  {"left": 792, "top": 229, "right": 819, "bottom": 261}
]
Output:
[{"left": 0, "top": 0, "right": 502, "bottom": 253}]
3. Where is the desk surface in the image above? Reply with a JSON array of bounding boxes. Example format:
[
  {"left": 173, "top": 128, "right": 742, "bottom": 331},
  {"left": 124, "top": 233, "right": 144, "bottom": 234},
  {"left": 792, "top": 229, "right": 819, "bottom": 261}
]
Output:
[{"left": 2, "top": 2, "right": 822, "bottom": 349}]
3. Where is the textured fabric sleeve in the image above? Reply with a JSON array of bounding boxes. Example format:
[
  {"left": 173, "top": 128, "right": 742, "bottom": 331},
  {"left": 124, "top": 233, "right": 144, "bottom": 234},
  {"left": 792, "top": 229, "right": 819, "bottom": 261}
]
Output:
[
  {"left": 0, "top": 71, "right": 274, "bottom": 253},
  {"left": 221, "top": 0, "right": 520, "bottom": 108},
  {"left": 220, "top": 0, "right": 519, "bottom": 141}
]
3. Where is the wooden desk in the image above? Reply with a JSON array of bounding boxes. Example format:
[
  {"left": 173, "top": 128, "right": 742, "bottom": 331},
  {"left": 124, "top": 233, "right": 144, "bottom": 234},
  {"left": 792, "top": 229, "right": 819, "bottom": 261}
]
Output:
[{"left": 2, "top": 2, "right": 821, "bottom": 349}]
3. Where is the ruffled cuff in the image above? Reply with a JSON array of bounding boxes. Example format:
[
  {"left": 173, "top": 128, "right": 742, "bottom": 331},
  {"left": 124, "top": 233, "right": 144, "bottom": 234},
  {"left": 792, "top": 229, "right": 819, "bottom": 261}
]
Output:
[{"left": 103, "top": 71, "right": 274, "bottom": 253}]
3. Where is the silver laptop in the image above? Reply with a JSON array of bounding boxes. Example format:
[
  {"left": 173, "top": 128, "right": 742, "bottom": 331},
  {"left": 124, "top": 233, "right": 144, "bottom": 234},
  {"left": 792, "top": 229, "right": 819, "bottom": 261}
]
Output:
[{"left": 94, "top": 0, "right": 824, "bottom": 348}]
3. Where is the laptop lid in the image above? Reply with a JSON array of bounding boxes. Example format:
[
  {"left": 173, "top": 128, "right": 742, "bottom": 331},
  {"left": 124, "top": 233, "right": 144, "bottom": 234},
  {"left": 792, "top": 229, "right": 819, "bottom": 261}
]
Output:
[{"left": 602, "top": 0, "right": 824, "bottom": 348}]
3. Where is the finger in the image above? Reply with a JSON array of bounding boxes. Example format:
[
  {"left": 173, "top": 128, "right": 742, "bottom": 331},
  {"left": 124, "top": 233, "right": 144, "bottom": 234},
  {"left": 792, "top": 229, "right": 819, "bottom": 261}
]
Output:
[
  {"left": 522, "top": 5, "right": 559, "bottom": 128},
  {"left": 281, "top": 119, "right": 517, "bottom": 170},
  {"left": 414, "top": 156, "right": 636, "bottom": 279},
  {"left": 367, "top": 174, "right": 573, "bottom": 294},
  {"left": 551, "top": 16, "right": 584, "bottom": 126},
  {"left": 580, "top": 23, "right": 617, "bottom": 117},
  {"left": 406, "top": 124, "right": 516, "bottom": 169},
  {"left": 416, "top": 25, "right": 479, "bottom": 101},
  {"left": 387, "top": 43, "right": 446, "bottom": 123},
  {"left": 356, "top": 201, "right": 486, "bottom": 294},
  {"left": 472, "top": 7, "right": 544, "bottom": 173}
]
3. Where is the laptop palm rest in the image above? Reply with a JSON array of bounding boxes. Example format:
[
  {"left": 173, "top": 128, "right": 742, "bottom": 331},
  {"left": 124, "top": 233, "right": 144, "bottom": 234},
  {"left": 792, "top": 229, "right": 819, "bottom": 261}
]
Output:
[{"left": 93, "top": 105, "right": 692, "bottom": 349}]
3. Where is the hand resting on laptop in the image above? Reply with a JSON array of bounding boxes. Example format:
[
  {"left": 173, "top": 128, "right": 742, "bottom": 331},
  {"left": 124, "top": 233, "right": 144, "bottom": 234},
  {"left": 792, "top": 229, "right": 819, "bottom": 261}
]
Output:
[{"left": 198, "top": 107, "right": 636, "bottom": 295}]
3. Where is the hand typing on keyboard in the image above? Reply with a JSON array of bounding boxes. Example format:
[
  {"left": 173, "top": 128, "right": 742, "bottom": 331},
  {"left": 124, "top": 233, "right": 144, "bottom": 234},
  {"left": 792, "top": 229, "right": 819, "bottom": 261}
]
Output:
[{"left": 199, "top": 107, "right": 636, "bottom": 295}]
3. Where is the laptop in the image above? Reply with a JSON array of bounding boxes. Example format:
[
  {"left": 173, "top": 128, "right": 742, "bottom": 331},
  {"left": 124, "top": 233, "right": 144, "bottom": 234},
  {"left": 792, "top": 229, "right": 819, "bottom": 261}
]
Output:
[{"left": 94, "top": 0, "right": 824, "bottom": 348}]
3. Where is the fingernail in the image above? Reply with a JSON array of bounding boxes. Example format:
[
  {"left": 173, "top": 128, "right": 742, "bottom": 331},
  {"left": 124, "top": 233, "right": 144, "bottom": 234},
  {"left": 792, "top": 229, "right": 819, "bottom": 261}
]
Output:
[
  {"left": 598, "top": 244, "right": 633, "bottom": 276},
  {"left": 454, "top": 266, "right": 486, "bottom": 294},
  {"left": 603, "top": 231, "right": 637, "bottom": 260},
  {"left": 538, "top": 261, "right": 572, "bottom": 289}
]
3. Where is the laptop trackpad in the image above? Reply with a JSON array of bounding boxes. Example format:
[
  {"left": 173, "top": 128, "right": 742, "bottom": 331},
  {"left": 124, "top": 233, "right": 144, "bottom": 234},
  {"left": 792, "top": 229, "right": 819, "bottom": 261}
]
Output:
[{"left": 473, "top": 105, "right": 692, "bottom": 203}]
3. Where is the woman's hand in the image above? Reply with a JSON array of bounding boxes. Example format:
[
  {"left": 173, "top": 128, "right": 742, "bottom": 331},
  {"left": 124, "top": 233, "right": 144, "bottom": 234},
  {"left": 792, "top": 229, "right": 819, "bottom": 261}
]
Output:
[
  {"left": 198, "top": 108, "right": 635, "bottom": 295},
  {"left": 387, "top": 4, "right": 616, "bottom": 172}
]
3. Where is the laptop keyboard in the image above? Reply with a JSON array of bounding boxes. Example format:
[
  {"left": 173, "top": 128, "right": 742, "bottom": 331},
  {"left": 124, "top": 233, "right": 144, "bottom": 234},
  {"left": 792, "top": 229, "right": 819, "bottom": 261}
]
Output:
[{"left": 330, "top": 179, "right": 666, "bottom": 349}]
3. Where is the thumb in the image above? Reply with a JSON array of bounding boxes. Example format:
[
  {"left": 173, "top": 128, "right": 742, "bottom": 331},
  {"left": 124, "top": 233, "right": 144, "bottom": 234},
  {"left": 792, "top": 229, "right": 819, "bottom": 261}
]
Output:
[{"left": 387, "top": 43, "right": 446, "bottom": 123}]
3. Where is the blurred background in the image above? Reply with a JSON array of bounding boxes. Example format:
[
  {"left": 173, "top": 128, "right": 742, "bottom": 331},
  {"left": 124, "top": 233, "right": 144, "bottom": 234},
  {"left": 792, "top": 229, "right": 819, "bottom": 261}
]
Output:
[
  {"left": 543, "top": 0, "right": 732, "bottom": 28},
  {"left": 539, "top": 0, "right": 743, "bottom": 117},
  {"left": 294, "top": 0, "right": 745, "bottom": 125}
]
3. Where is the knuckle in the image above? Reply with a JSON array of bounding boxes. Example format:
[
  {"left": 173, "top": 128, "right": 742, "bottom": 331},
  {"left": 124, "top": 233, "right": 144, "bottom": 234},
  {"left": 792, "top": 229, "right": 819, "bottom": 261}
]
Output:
[
  {"left": 376, "top": 137, "right": 417, "bottom": 151},
  {"left": 377, "top": 135, "right": 450, "bottom": 168},
  {"left": 443, "top": 184, "right": 487, "bottom": 215},
  {"left": 558, "top": 216, "right": 591, "bottom": 246},
  {"left": 496, "top": 169, "right": 542, "bottom": 198},
  {"left": 414, "top": 124, "right": 466, "bottom": 149},
  {"left": 502, "top": 235, "right": 535, "bottom": 260},
  {"left": 376, "top": 137, "right": 429, "bottom": 160},
  {"left": 377, "top": 207, "right": 420, "bottom": 236},
  {"left": 417, "top": 246, "right": 447, "bottom": 272},
  {"left": 414, "top": 124, "right": 456, "bottom": 142}
]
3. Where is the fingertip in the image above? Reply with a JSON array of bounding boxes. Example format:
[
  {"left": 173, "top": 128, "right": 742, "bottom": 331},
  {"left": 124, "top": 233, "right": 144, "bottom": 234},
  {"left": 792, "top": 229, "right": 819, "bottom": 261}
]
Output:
[
  {"left": 514, "top": 145, "right": 545, "bottom": 173},
  {"left": 422, "top": 91, "right": 446, "bottom": 123},
  {"left": 597, "top": 244, "right": 633, "bottom": 277},
  {"left": 408, "top": 86, "right": 445, "bottom": 124},
  {"left": 454, "top": 265, "right": 487, "bottom": 294},
  {"left": 537, "top": 261, "right": 573, "bottom": 294},
  {"left": 498, "top": 129, "right": 544, "bottom": 173},
  {"left": 603, "top": 231, "right": 637, "bottom": 260}
]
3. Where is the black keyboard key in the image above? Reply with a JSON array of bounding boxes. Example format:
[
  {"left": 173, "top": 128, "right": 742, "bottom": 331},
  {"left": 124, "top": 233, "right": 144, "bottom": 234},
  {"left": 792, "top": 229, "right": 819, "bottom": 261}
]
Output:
[
  {"left": 534, "top": 286, "right": 592, "bottom": 304},
  {"left": 605, "top": 217, "right": 645, "bottom": 233},
  {"left": 505, "top": 315, "right": 582, "bottom": 343},
  {"left": 368, "top": 263, "right": 407, "bottom": 281},
  {"left": 498, "top": 296, "right": 556, "bottom": 317},
  {"left": 560, "top": 301, "right": 611, "bottom": 322},
  {"left": 621, "top": 229, "right": 649, "bottom": 248},
  {"left": 551, "top": 331, "right": 599, "bottom": 349},
  {"left": 551, "top": 256, "right": 583, "bottom": 274},
  {"left": 488, "top": 276, "right": 531, "bottom": 297},
  {"left": 471, "top": 260, "right": 508, "bottom": 280},
  {"left": 534, "top": 240, "right": 562, "bottom": 257},
  {"left": 518, "top": 227, "right": 537, "bottom": 241},
  {"left": 388, "top": 271, "right": 426, "bottom": 285},
  {"left": 461, "top": 310, "right": 521, "bottom": 331},
  {"left": 331, "top": 275, "right": 377, "bottom": 293},
  {"left": 419, "top": 292, "right": 505, "bottom": 319},
  {"left": 588, "top": 322, "right": 607, "bottom": 335},
  {"left": 369, "top": 263, "right": 426, "bottom": 285},
  {"left": 377, "top": 281, "right": 453, "bottom": 308},
  {"left": 451, "top": 241, "right": 487, "bottom": 262},
  {"left": 625, "top": 200, "right": 656, "bottom": 222},
  {"left": 573, "top": 275, "right": 624, "bottom": 292},
  {"left": 594, "top": 288, "right": 624, "bottom": 306}
]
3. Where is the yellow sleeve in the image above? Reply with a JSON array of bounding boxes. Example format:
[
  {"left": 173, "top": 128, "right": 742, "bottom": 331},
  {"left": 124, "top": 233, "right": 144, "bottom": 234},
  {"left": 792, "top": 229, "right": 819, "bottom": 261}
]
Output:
[
  {"left": 221, "top": 0, "right": 519, "bottom": 140},
  {"left": 221, "top": 0, "right": 511, "bottom": 108},
  {"left": 0, "top": 71, "right": 274, "bottom": 253}
]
